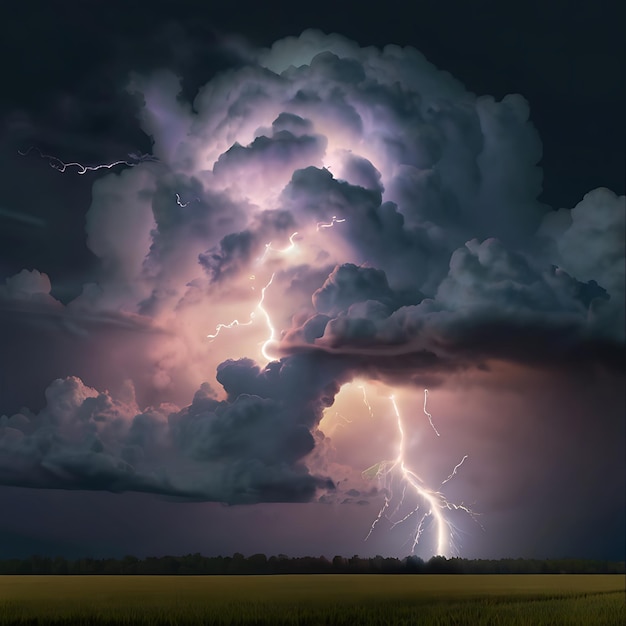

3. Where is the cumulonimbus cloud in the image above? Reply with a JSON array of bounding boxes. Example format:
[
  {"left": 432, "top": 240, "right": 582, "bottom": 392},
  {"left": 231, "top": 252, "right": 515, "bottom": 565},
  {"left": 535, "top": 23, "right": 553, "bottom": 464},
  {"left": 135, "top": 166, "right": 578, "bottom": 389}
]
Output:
[{"left": 1, "top": 30, "right": 623, "bottom": 503}]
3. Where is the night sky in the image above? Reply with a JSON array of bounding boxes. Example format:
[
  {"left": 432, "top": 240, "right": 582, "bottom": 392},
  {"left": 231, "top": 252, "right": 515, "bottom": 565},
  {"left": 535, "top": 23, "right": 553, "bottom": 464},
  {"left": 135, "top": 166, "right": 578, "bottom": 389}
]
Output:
[{"left": 0, "top": 0, "right": 623, "bottom": 562}]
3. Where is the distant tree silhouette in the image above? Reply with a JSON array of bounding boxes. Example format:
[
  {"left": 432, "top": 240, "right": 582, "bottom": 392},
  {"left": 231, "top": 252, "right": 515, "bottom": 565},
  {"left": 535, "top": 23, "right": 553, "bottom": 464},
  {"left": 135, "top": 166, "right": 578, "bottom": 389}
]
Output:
[{"left": 0, "top": 553, "right": 622, "bottom": 575}]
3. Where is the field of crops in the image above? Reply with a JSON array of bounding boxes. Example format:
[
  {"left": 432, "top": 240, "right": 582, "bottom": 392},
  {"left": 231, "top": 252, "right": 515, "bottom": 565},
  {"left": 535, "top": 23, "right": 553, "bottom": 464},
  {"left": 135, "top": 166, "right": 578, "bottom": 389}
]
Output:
[{"left": 0, "top": 574, "right": 624, "bottom": 625}]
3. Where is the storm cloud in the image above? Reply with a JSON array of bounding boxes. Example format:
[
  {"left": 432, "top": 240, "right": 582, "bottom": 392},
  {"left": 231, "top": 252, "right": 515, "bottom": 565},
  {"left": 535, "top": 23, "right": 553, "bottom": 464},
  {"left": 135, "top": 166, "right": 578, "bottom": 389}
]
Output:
[
  {"left": 0, "top": 30, "right": 623, "bottom": 507},
  {"left": 0, "top": 354, "right": 344, "bottom": 503}
]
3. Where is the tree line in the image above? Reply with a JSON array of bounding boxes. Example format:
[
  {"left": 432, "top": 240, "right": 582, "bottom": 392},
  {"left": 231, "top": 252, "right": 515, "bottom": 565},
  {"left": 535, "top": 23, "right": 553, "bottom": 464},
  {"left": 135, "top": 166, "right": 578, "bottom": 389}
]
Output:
[{"left": 0, "top": 553, "right": 623, "bottom": 575}]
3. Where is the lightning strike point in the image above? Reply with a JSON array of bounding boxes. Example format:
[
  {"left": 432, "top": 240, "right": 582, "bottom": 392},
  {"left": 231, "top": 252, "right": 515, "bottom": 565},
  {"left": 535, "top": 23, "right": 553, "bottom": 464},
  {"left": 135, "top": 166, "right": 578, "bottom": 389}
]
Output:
[{"left": 363, "top": 392, "right": 474, "bottom": 557}]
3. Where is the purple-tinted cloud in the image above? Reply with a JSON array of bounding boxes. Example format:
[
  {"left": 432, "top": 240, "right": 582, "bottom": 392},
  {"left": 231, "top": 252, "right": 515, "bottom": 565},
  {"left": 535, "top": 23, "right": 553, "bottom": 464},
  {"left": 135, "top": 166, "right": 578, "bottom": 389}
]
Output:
[{"left": 0, "top": 30, "right": 623, "bottom": 509}]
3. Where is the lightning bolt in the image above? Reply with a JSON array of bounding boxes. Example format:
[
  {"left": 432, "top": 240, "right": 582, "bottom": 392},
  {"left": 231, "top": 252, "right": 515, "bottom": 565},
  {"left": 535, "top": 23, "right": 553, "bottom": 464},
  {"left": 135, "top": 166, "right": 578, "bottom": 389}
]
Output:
[
  {"left": 363, "top": 393, "right": 475, "bottom": 556},
  {"left": 255, "top": 215, "right": 345, "bottom": 267},
  {"left": 255, "top": 232, "right": 299, "bottom": 265},
  {"left": 325, "top": 411, "right": 353, "bottom": 436},
  {"left": 441, "top": 455, "right": 468, "bottom": 486},
  {"left": 175, "top": 193, "right": 200, "bottom": 207},
  {"left": 206, "top": 318, "right": 254, "bottom": 340},
  {"left": 208, "top": 228, "right": 298, "bottom": 354},
  {"left": 358, "top": 384, "right": 375, "bottom": 418},
  {"left": 18, "top": 146, "right": 157, "bottom": 174},
  {"left": 423, "top": 389, "right": 441, "bottom": 437},
  {"left": 207, "top": 228, "right": 300, "bottom": 359},
  {"left": 206, "top": 273, "right": 275, "bottom": 350},
  {"left": 336, "top": 412, "right": 353, "bottom": 424},
  {"left": 316, "top": 215, "right": 346, "bottom": 231},
  {"left": 257, "top": 273, "right": 277, "bottom": 362}
]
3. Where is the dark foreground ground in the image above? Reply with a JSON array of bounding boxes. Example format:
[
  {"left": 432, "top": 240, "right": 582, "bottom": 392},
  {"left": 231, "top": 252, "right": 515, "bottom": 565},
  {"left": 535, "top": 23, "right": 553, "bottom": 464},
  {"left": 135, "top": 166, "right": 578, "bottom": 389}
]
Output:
[{"left": 1, "top": 574, "right": 624, "bottom": 625}]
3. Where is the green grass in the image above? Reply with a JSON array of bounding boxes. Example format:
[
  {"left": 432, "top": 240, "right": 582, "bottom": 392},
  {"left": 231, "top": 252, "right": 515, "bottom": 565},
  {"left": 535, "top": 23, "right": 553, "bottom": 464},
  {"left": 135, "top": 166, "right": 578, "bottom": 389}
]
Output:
[{"left": 0, "top": 574, "right": 623, "bottom": 625}]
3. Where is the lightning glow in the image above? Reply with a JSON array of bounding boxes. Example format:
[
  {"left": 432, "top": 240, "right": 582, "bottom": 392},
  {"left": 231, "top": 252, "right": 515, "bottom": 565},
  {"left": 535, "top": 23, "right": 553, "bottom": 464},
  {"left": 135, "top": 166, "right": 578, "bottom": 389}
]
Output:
[
  {"left": 18, "top": 146, "right": 157, "bottom": 174},
  {"left": 206, "top": 215, "right": 350, "bottom": 353}
]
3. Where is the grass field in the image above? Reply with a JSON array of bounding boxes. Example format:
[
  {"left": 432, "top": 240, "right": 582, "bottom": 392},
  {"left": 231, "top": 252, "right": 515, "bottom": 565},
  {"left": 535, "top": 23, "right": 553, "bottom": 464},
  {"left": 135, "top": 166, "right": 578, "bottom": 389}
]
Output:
[{"left": 0, "top": 574, "right": 623, "bottom": 625}]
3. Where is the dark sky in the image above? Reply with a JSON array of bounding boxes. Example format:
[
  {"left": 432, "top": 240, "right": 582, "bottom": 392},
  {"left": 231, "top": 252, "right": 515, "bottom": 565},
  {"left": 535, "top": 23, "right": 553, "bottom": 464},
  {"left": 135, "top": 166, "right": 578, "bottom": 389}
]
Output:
[{"left": 0, "top": 0, "right": 623, "bottom": 561}]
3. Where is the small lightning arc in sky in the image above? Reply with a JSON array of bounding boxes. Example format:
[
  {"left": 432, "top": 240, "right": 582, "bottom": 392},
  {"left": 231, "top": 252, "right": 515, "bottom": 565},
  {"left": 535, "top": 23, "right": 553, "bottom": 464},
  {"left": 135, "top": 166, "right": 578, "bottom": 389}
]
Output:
[
  {"left": 358, "top": 384, "right": 375, "bottom": 418},
  {"left": 325, "top": 411, "right": 353, "bottom": 436},
  {"left": 175, "top": 193, "right": 188, "bottom": 207},
  {"left": 336, "top": 412, "right": 353, "bottom": 424},
  {"left": 255, "top": 231, "right": 299, "bottom": 265},
  {"left": 423, "top": 389, "right": 441, "bottom": 437},
  {"left": 175, "top": 193, "right": 191, "bottom": 207},
  {"left": 206, "top": 273, "right": 276, "bottom": 351},
  {"left": 441, "top": 455, "right": 469, "bottom": 486},
  {"left": 18, "top": 146, "right": 157, "bottom": 174},
  {"left": 206, "top": 317, "right": 254, "bottom": 340},
  {"left": 316, "top": 215, "right": 346, "bottom": 231}
]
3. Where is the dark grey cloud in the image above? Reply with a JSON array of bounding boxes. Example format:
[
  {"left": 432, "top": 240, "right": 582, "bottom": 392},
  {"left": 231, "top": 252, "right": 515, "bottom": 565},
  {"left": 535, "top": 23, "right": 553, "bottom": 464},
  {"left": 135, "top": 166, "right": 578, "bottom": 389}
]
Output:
[
  {"left": 282, "top": 236, "right": 622, "bottom": 374},
  {"left": 0, "top": 352, "right": 349, "bottom": 503},
  {"left": 198, "top": 208, "right": 298, "bottom": 284},
  {"left": 199, "top": 230, "right": 257, "bottom": 283},
  {"left": 312, "top": 264, "right": 403, "bottom": 316},
  {"left": 537, "top": 187, "right": 625, "bottom": 305},
  {"left": 213, "top": 127, "right": 327, "bottom": 178},
  {"left": 335, "top": 153, "right": 384, "bottom": 192},
  {"left": 271, "top": 112, "right": 314, "bottom": 135}
]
